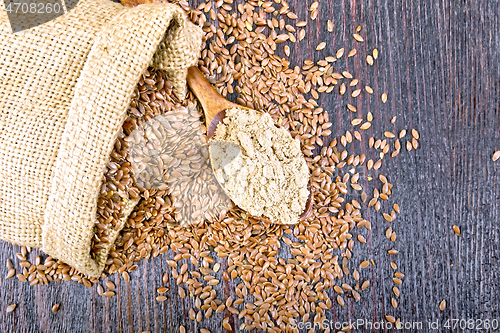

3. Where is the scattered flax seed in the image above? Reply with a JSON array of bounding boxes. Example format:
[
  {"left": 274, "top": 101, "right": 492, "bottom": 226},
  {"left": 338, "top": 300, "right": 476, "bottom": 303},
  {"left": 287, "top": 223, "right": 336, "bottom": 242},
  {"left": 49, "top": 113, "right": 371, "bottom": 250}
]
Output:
[
  {"left": 383, "top": 213, "right": 393, "bottom": 222},
  {"left": 439, "top": 300, "right": 446, "bottom": 311},
  {"left": 354, "top": 131, "right": 362, "bottom": 141},
  {"left": 51, "top": 303, "right": 60, "bottom": 313},
  {"left": 360, "top": 122, "right": 371, "bottom": 130},
  {"left": 393, "top": 278, "right": 402, "bottom": 285},
  {"left": 391, "top": 116, "right": 397, "bottom": 123},
  {"left": 453, "top": 225, "right": 461, "bottom": 235},
  {"left": 365, "top": 86, "right": 373, "bottom": 94},
  {"left": 359, "top": 261, "right": 370, "bottom": 269},
  {"left": 350, "top": 79, "right": 359, "bottom": 86},
  {"left": 391, "top": 297, "right": 398, "bottom": 308},
  {"left": 386, "top": 227, "right": 392, "bottom": 238},
  {"left": 356, "top": 25, "right": 362, "bottom": 32},
  {"left": 361, "top": 280, "right": 370, "bottom": 290},
  {"left": 393, "top": 203, "right": 400, "bottom": 213},
  {"left": 6, "top": 268, "right": 15, "bottom": 279},
  {"left": 337, "top": 295, "right": 345, "bottom": 306},
  {"left": 156, "top": 295, "right": 168, "bottom": 302},
  {"left": 223, "top": 317, "right": 232, "bottom": 330},
  {"left": 342, "top": 71, "right": 353, "bottom": 79},
  {"left": 352, "top": 89, "right": 361, "bottom": 97},
  {"left": 388, "top": 249, "right": 399, "bottom": 255},
  {"left": 406, "top": 141, "right": 412, "bottom": 151},
  {"left": 342, "top": 283, "right": 353, "bottom": 291},
  {"left": 385, "top": 315, "right": 396, "bottom": 323},
  {"left": 412, "top": 138, "right": 419, "bottom": 149},
  {"left": 394, "top": 272, "right": 405, "bottom": 278},
  {"left": 412, "top": 129, "right": 420, "bottom": 139},
  {"left": 393, "top": 286, "right": 400, "bottom": 297},
  {"left": 105, "top": 281, "right": 115, "bottom": 290},
  {"left": 316, "top": 42, "right": 326, "bottom": 50},
  {"left": 347, "top": 104, "right": 357, "bottom": 112},
  {"left": 336, "top": 48, "right": 345, "bottom": 58},
  {"left": 366, "top": 55, "right": 374, "bottom": 65},
  {"left": 16, "top": 274, "right": 26, "bottom": 282},
  {"left": 373, "top": 48, "right": 379, "bottom": 59},
  {"left": 309, "top": 1, "right": 319, "bottom": 11},
  {"left": 180, "top": 326, "right": 186, "bottom": 333},
  {"left": 357, "top": 235, "right": 367, "bottom": 243},
  {"left": 178, "top": 287, "right": 186, "bottom": 298},
  {"left": 353, "top": 33, "right": 364, "bottom": 42},
  {"left": 493, "top": 151, "right": 500, "bottom": 161},
  {"left": 157, "top": 287, "right": 169, "bottom": 293},
  {"left": 6, "top": 304, "right": 16, "bottom": 313},
  {"left": 298, "top": 29, "right": 305, "bottom": 41},
  {"left": 284, "top": 45, "right": 290, "bottom": 56},
  {"left": 103, "top": 291, "right": 115, "bottom": 297},
  {"left": 384, "top": 131, "right": 395, "bottom": 138},
  {"left": 348, "top": 49, "right": 357, "bottom": 57},
  {"left": 334, "top": 285, "right": 344, "bottom": 294},
  {"left": 340, "top": 83, "right": 346, "bottom": 95},
  {"left": 352, "top": 119, "right": 363, "bottom": 126},
  {"left": 327, "top": 20, "right": 333, "bottom": 32},
  {"left": 399, "top": 129, "right": 407, "bottom": 138},
  {"left": 381, "top": 93, "right": 388, "bottom": 103},
  {"left": 391, "top": 262, "right": 398, "bottom": 270},
  {"left": 367, "top": 112, "right": 373, "bottom": 121}
]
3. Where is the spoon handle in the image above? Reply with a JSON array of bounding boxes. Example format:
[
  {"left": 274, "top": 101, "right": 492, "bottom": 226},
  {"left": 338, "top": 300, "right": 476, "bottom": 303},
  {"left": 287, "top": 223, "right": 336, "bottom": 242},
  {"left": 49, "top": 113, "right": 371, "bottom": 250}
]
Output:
[{"left": 186, "top": 67, "right": 236, "bottom": 125}]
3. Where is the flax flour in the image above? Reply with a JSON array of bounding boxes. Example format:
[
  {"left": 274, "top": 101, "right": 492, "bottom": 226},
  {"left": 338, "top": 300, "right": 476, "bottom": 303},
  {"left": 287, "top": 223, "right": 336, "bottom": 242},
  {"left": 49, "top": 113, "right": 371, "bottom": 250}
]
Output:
[{"left": 211, "top": 107, "right": 310, "bottom": 224}]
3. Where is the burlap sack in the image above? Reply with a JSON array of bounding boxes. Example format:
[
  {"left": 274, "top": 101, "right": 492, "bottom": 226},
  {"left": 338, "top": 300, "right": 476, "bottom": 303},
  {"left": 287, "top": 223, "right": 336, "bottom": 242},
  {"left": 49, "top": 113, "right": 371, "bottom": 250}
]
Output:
[{"left": 0, "top": 0, "right": 202, "bottom": 277}]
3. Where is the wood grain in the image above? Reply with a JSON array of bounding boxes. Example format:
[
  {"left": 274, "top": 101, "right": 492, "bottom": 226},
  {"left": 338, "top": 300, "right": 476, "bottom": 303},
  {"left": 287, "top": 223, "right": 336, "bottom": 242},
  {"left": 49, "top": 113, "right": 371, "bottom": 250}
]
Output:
[{"left": 1, "top": 0, "right": 499, "bottom": 332}]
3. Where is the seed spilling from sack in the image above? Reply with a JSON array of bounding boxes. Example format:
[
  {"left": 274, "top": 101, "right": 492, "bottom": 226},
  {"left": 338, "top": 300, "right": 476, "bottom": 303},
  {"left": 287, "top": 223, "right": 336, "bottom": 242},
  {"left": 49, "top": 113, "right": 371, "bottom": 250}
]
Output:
[{"left": 3, "top": 0, "right": 425, "bottom": 328}]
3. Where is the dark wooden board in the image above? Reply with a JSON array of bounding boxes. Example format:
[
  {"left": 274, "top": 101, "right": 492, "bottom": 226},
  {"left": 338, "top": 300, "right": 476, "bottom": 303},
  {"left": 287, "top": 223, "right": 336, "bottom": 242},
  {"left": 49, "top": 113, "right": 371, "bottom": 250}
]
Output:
[{"left": 1, "top": 0, "right": 499, "bottom": 332}]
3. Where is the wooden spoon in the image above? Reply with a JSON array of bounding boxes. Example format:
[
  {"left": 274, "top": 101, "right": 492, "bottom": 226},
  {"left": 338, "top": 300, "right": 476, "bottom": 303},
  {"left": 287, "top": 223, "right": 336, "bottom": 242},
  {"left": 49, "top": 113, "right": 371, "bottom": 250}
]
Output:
[{"left": 186, "top": 66, "right": 313, "bottom": 222}]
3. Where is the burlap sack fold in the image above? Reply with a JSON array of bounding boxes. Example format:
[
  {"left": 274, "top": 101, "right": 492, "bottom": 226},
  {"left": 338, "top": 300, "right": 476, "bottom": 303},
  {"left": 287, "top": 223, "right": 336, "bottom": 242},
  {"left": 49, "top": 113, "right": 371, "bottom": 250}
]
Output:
[{"left": 0, "top": 0, "right": 202, "bottom": 277}]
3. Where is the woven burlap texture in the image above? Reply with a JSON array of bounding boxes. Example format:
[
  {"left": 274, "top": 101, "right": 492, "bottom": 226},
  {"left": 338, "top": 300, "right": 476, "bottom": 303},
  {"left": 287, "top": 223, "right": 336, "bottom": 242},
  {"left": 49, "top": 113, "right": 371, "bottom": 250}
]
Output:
[{"left": 0, "top": 0, "right": 202, "bottom": 277}]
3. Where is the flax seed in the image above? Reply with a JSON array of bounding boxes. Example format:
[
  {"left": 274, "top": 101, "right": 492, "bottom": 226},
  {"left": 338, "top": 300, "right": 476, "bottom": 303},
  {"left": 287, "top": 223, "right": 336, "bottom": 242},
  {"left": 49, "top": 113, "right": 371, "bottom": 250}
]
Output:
[
  {"left": 366, "top": 55, "right": 374, "bottom": 65},
  {"left": 316, "top": 42, "right": 326, "bottom": 51},
  {"left": 493, "top": 151, "right": 500, "bottom": 161},
  {"left": 353, "top": 33, "right": 364, "bottom": 42},
  {"left": 327, "top": 20, "right": 333, "bottom": 32},
  {"left": 360, "top": 122, "right": 371, "bottom": 130}
]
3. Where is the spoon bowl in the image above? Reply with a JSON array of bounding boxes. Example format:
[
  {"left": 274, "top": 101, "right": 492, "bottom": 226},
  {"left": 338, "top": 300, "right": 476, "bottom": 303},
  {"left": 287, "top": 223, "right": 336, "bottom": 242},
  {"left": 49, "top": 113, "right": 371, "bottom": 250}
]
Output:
[{"left": 186, "top": 66, "right": 313, "bottom": 222}]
